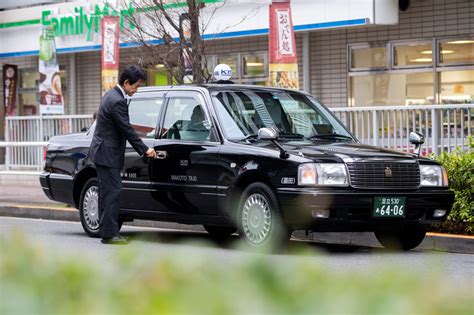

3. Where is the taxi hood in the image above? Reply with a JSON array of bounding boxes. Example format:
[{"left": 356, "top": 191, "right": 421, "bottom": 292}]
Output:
[{"left": 263, "top": 140, "right": 417, "bottom": 162}]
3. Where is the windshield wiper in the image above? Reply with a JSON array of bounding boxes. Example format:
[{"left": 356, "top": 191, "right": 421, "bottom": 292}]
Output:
[
  {"left": 241, "top": 132, "right": 304, "bottom": 141},
  {"left": 278, "top": 132, "right": 305, "bottom": 139},
  {"left": 241, "top": 134, "right": 259, "bottom": 141},
  {"left": 307, "top": 133, "right": 353, "bottom": 141}
]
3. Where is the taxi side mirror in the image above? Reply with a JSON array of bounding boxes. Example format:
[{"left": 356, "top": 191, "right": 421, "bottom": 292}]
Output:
[
  {"left": 409, "top": 131, "right": 425, "bottom": 157},
  {"left": 409, "top": 131, "right": 425, "bottom": 145},
  {"left": 258, "top": 127, "right": 278, "bottom": 140},
  {"left": 258, "top": 127, "right": 288, "bottom": 159}
]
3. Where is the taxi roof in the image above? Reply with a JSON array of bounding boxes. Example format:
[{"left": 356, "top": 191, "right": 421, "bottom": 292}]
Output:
[{"left": 135, "top": 84, "right": 309, "bottom": 96}]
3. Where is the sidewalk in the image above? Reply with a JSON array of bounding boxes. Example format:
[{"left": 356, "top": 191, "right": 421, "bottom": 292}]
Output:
[
  {"left": 0, "top": 182, "right": 57, "bottom": 205},
  {"left": 0, "top": 182, "right": 472, "bottom": 254}
]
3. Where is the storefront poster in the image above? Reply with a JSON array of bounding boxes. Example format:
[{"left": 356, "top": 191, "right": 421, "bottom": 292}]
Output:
[
  {"left": 269, "top": 0, "right": 299, "bottom": 90},
  {"left": 101, "top": 16, "right": 120, "bottom": 95},
  {"left": 3, "top": 64, "right": 18, "bottom": 116},
  {"left": 39, "top": 27, "right": 64, "bottom": 115}
]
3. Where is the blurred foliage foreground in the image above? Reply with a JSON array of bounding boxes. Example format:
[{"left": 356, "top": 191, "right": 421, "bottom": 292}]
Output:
[{"left": 0, "top": 234, "right": 472, "bottom": 315}]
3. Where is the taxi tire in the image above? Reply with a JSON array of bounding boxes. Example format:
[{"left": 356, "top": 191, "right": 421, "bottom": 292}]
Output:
[
  {"left": 374, "top": 223, "right": 426, "bottom": 251},
  {"left": 79, "top": 178, "right": 122, "bottom": 238},
  {"left": 237, "top": 182, "right": 289, "bottom": 251}
]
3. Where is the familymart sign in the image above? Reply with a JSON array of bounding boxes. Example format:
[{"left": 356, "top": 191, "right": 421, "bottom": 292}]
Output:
[
  {"left": 41, "top": 2, "right": 135, "bottom": 42},
  {"left": 40, "top": 0, "right": 222, "bottom": 42}
]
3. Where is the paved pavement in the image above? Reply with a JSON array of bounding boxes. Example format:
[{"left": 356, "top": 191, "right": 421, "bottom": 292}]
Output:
[{"left": 0, "top": 181, "right": 473, "bottom": 254}]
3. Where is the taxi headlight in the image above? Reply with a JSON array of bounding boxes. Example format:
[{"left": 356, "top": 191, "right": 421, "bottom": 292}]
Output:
[
  {"left": 420, "top": 165, "right": 448, "bottom": 187},
  {"left": 298, "top": 163, "right": 348, "bottom": 186}
]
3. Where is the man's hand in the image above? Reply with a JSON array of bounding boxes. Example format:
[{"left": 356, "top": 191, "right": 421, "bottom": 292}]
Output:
[{"left": 145, "top": 148, "right": 156, "bottom": 158}]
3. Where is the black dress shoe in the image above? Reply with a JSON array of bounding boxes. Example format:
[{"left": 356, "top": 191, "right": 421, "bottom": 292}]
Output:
[{"left": 101, "top": 236, "right": 129, "bottom": 245}]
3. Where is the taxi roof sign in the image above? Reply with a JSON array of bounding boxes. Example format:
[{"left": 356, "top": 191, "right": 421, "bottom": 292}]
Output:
[{"left": 213, "top": 64, "right": 232, "bottom": 81}]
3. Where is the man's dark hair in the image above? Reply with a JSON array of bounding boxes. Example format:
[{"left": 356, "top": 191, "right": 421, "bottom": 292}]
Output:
[{"left": 118, "top": 65, "right": 147, "bottom": 86}]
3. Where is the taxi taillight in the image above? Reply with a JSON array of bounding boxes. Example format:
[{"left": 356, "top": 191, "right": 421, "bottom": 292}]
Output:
[{"left": 43, "top": 145, "right": 48, "bottom": 161}]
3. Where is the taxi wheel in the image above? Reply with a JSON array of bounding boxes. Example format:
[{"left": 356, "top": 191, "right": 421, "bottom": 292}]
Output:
[
  {"left": 203, "top": 225, "right": 237, "bottom": 240},
  {"left": 79, "top": 178, "right": 122, "bottom": 238},
  {"left": 237, "top": 182, "right": 289, "bottom": 250},
  {"left": 374, "top": 224, "right": 426, "bottom": 251}
]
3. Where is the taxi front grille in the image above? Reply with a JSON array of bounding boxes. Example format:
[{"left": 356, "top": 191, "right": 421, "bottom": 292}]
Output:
[{"left": 347, "top": 162, "right": 420, "bottom": 189}]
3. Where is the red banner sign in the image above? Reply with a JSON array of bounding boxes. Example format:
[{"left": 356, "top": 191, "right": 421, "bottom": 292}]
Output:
[
  {"left": 101, "top": 16, "right": 120, "bottom": 94},
  {"left": 3, "top": 64, "right": 18, "bottom": 116},
  {"left": 269, "top": 0, "right": 299, "bottom": 90},
  {"left": 269, "top": 1, "right": 297, "bottom": 64}
]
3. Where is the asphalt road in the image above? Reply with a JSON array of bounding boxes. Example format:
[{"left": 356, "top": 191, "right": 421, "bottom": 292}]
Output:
[{"left": 1, "top": 216, "right": 473, "bottom": 290}]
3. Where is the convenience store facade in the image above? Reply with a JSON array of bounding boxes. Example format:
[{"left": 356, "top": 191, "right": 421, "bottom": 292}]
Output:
[{"left": 0, "top": 0, "right": 473, "bottom": 151}]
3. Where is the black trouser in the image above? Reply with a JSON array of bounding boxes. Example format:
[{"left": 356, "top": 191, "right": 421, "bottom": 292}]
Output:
[{"left": 96, "top": 164, "right": 122, "bottom": 239}]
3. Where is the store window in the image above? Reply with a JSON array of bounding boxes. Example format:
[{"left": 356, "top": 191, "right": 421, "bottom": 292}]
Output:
[
  {"left": 439, "top": 39, "right": 474, "bottom": 66},
  {"left": 18, "top": 69, "right": 39, "bottom": 116},
  {"left": 350, "top": 72, "right": 434, "bottom": 106},
  {"left": 350, "top": 44, "right": 387, "bottom": 71},
  {"left": 146, "top": 66, "right": 175, "bottom": 86},
  {"left": 349, "top": 37, "right": 474, "bottom": 107},
  {"left": 209, "top": 52, "right": 268, "bottom": 85},
  {"left": 242, "top": 54, "right": 266, "bottom": 77},
  {"left": 217, "top": 55, "right": 239, "bottom": 78},
  {"left": 393, "top": 42, "right": 433, "bottom": 68},
  {"left": 440, "top": 70, "right": 474, "bottom": 104}
]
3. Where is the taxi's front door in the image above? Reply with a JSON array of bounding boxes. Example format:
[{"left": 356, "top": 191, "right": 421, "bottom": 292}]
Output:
[{"left": 149, "top": 91, "right": 219, "bottom": 216}]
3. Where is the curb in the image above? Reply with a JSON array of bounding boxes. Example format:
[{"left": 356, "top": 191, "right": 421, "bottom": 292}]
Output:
[{"left": 1, "top": 204, "right": 472, "bottom": 254}]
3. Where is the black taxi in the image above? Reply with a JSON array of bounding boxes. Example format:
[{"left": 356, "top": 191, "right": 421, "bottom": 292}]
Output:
[{"left": 40, "top": 84, "right": 454, "bottom": 250}]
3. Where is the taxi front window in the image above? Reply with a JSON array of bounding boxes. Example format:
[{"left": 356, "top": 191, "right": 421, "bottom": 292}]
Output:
[{"left": 212, "top": 90, "right": 352, "bottom": 140}]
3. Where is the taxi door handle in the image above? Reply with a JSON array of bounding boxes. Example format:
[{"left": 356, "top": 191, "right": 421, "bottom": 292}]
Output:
[{"left": 155, "top": 151, "right": 168, "bottom": 159}]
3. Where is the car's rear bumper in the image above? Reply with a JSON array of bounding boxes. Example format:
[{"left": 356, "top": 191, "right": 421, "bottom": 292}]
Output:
[
  {"left": 39, "top": 172, "right": 75, "bottom": 205},
  {"left": 39, "top": 172, "right": 54, "bottom": 200},
  {"left": 277, "top": 187, "right": 455, "bottom": 231}
]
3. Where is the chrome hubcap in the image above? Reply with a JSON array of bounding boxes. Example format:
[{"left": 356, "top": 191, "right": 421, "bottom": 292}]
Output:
[
  {"left": 83, "top": 185, "right": 99, "bottom": 230},
  {"left": 242, "top": 193, "right": 272, "bottom": 245}
]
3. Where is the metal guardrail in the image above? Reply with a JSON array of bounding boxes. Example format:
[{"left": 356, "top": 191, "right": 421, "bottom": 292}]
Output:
[
  {"left": 2, "top": 115, "right": 93, "bottom": 172},
  {"left": 0, "top": 104, "right": 472, "bottom": 171},
  {"left": 5, "top": 115, "right": 93, "bottom": 142},
  {"left": 332, "top": 104, "right": 473, "bottom": 155},
  {"left": 0, "top": 142, "right": 48, "bottom": 172}
]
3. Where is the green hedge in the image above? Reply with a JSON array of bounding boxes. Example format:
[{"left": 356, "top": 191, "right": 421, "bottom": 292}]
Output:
[
  {"left": 433, "top": 136, "right": 474, "bottom": 235},
  {"left": 0, "top": 234, "right": 472, "bottom": 315}
]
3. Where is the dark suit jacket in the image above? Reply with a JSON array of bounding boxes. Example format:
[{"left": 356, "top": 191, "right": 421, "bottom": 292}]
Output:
[{"left": 89, "top": 86, "right": 148, "bottom": 169}]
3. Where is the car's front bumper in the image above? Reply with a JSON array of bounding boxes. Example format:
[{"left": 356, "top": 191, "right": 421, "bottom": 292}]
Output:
[{"left": 277, "top": 187, "right": 455, "bottom": 231}]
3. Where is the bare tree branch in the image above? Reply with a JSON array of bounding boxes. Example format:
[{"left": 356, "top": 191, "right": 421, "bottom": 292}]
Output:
[{"left": 119, "top": 0, "right": 253, "bottom": 84}]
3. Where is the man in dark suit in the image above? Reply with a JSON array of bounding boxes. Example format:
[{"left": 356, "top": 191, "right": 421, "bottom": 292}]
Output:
[{"left": 89, "top": 65, "right": 156, "bottom": 244}]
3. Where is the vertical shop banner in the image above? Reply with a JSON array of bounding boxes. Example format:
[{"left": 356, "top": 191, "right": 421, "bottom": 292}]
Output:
[
  {"left": 181, "top": 14, "right": 193, "bottom": 84},
  {"left": 269, "top": 0, "right": 299, "bottom": 90},
  {"left": 3, "top": 64, "right": 18, "bottom": 116},
  {"left": 101, "top": 16, "right": 120, "bottom": 95},
  {"left": 39, "top": 27, "right": 64, "bottom": 115}
]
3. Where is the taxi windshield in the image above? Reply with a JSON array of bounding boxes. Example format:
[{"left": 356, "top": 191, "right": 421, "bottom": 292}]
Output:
[{"left": 211, "top": 90, "right": 353, "bottom": 141}]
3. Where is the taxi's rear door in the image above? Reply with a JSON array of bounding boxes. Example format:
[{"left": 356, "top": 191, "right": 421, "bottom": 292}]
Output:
[{"left": 120, "top": 92, "right": 165, "bottom": 211}]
